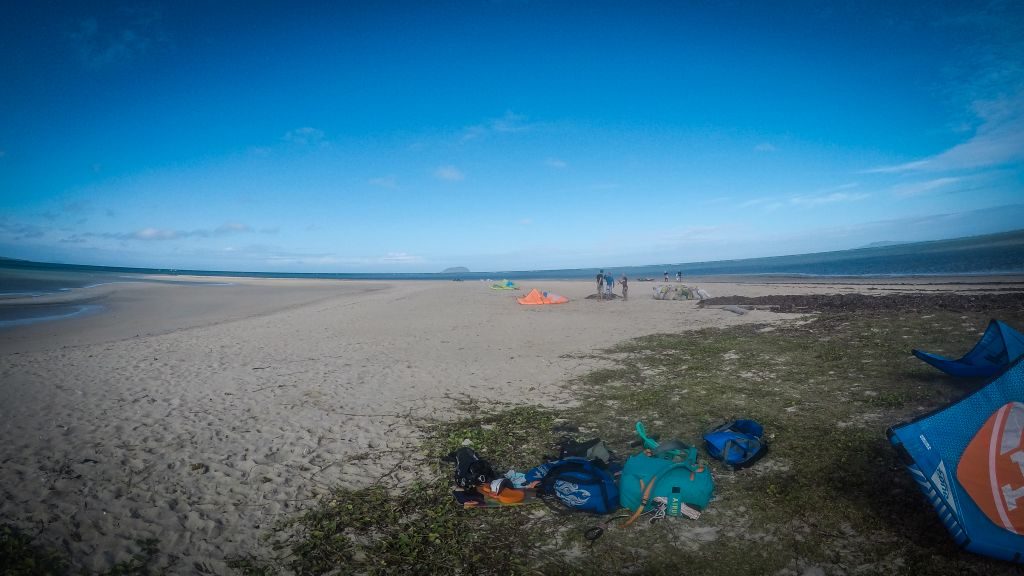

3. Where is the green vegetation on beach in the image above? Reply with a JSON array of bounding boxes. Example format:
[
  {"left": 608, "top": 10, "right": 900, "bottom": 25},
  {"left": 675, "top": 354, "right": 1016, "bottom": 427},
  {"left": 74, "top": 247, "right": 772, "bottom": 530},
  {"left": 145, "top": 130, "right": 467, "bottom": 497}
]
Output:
[
  {"left": 6, "top": 293, "right": 1024, "bottom": 574},
  {"left": 222, "top": 292, "right": 1024, "bottom": 575}
]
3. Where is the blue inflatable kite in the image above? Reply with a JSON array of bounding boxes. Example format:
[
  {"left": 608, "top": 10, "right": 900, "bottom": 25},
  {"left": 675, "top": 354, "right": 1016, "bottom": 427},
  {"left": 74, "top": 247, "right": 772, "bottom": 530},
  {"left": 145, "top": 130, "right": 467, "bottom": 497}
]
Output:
[
  {"left": 913, "top": 319, "right": 1024, "bottom": 378},
  {"left": 889, "top": 356, "right": 1024, "bottom": 562}
]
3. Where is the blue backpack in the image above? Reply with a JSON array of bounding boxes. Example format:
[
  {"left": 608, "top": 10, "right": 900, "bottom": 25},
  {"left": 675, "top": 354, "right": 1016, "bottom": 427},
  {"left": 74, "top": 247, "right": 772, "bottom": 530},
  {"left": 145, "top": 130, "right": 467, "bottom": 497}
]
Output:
[
  {"left": 702, "top": 420, "right": 767, "bottom": 469},
  {"left": 530, "top": 457, "right": 619, "bottom": 514}
]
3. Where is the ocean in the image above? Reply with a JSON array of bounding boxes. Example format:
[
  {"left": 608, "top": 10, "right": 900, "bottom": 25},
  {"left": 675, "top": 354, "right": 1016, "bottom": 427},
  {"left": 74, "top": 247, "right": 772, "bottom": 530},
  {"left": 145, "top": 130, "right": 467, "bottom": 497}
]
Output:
[{"left": 1, "top": 230, "right": 1023, "bottom": 325}]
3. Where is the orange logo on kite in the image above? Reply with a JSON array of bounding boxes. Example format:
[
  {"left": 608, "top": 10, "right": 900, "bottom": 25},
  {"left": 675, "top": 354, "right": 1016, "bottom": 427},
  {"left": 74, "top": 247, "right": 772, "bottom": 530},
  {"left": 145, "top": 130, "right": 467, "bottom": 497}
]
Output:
[{"left": 959, "top": 402, "right": 1024, "bottom": 534}]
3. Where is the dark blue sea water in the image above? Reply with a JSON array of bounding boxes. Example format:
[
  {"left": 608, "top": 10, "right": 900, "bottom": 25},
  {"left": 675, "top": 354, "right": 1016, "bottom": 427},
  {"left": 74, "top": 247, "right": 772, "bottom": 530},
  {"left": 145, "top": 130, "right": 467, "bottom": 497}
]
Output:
[{"left": 2, "top": 230, "right": 1023, "bottom": 298}]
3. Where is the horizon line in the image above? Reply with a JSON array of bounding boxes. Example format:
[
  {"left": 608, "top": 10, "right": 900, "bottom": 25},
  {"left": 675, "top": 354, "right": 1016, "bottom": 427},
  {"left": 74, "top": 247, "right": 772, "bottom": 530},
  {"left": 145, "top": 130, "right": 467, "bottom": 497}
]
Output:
[{"left": 2, "top": 228, "right": 1022, "bottom": 277}]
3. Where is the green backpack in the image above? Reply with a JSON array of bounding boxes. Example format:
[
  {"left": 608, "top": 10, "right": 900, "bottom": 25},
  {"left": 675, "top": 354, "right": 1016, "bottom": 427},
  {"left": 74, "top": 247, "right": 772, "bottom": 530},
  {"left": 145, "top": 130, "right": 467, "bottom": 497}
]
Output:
[{"left": 619, "top": 432, "right": 714, "bottom": 524}]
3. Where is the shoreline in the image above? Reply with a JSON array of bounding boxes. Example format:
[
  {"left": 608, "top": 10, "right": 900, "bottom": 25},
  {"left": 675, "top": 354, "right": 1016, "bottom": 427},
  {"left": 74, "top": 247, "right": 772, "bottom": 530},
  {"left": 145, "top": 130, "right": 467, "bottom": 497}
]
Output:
[
  {"left": 3, "top": 265, "right": 1024, "bottom": 297},
  {"left": 2, "top": 276, "right": 1023, "bottom": 572},
  {"left": 4, "top": 270, "right": 1019, "bottom": 344},
  {"left": 2, "top": 270, "right": 1023, "bottom": 301}
]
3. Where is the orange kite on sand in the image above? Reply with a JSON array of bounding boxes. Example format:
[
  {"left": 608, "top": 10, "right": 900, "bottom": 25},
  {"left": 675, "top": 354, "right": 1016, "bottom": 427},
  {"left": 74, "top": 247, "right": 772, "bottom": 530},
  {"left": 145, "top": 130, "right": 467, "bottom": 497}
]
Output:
[{"left": 517, "top": 288, "right": 569, "bottom": 305}]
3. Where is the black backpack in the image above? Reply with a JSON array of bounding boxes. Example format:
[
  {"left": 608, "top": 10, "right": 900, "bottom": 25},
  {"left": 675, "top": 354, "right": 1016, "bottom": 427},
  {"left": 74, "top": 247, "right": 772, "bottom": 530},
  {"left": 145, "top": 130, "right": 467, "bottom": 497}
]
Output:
[
  {"left": 443, "top": 447, "right": 496, "bottom": 489},
  {"left": 557, "top": 437, "right": 614, "bottom": 465}
]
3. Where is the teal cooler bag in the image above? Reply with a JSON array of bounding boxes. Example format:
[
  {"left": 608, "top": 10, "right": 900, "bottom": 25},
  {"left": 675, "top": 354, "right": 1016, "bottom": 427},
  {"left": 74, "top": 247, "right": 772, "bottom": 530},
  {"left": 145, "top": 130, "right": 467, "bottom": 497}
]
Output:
[{"left": 620, "top": 441, "right": 714, "bottom": 519}]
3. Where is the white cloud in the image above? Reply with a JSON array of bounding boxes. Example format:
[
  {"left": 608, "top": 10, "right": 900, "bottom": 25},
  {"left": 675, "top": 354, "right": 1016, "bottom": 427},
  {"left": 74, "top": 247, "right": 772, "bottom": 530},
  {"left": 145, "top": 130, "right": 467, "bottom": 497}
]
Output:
[
  {"left": 789, "top": 192, "right": 871, "bottom": 206},
  {"left": 545, "top": 158, "right": 567, "bottom": 168},
  {"left": 96, "top": 222, "right": 259, "bottom": 241},
  {"left": 283, "top": 127, "right": 326, "bottom": 145},
  {"left": 263, "top": 253, "right": 343, "bottom": 266},
  {"left": 738, "top": 197, "right": 775, "bottom": 209},
  {"left": 698, "top": 196, "right": 733, "bottom": 207},
  {"left": 461, "top": 126, "right": 486, "bottom": 141},
  {"left": 741, "top": 187, "right": 869, "bottom": 211},
  {"left": 754, "top": 143, "right": 777, "bottom": 152},
  {"left": 63, "top": 200, "right": 92, "bottom": 214},
  {"left": 132, "top": 227, "right": 179, "bottom": 240},
  {"left": 801, "top": 203, "right": 1024, "bottom": 245},
  {"left": 652, "top": 225, "right": 734, "bottom": 248},
  {"left": 434, "top": 165, "right": 465, "bottom": 181},
  {"left": 0, "top": 220, "right": 47, "bottom": 240},
  {"left": 490, "top": 111, "right": 529, "bottom": 133},
  {"left": 369, "top": 175, "right": 398, "bottom": 188},
  {"left": 461, "top": 111, "right": 532, "bottom": 141},
  {"left": 70, "top": 8, "right": 164, "bottom": 69},
  {"left": 865, "top": 93, "right": 1024, "bottom": 173},
  {"left": 828, "top": 182, "right": 861, "bottom": 191},
  {"left": 738, "top": 197, "right": 787, "bottom": 213},
  {"left": 864, "top": 160, "right": 930, "bottom": 174},
  {"left": 257, "top": 250, "right": 424, "bottom": 268},
  {"left": 892, "top": 177, "right": 960, "bottom": 197},
  {"left": 216, "top": 222, "right": 251, "bottom": 233},
  {"left": 519, "top": 218, "right": 533, "bottom": 225},
  {"left": 381, "top": 252, "right": 421, "bottom": 263}
]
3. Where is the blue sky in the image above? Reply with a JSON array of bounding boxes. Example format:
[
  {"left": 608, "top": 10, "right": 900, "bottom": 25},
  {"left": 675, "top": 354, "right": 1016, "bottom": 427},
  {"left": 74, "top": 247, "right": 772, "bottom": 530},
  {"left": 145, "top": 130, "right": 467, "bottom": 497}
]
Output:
[{"left": 1, "top": 1, "right": 1022, "bottom": 272}]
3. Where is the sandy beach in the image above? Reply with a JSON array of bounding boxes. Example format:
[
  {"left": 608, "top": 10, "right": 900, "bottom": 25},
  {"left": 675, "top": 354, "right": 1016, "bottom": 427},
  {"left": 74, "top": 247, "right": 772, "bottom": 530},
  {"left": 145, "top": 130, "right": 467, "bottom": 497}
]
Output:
[{"left": 2, "top": 275, "right": 1024, "bottom": 572}]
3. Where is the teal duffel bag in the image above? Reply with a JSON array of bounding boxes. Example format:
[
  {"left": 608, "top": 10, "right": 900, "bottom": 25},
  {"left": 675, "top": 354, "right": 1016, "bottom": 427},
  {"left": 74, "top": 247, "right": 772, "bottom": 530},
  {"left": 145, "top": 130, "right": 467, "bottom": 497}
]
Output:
[{"left": 619, "top": 441, "right": 714, "bottom": 523}]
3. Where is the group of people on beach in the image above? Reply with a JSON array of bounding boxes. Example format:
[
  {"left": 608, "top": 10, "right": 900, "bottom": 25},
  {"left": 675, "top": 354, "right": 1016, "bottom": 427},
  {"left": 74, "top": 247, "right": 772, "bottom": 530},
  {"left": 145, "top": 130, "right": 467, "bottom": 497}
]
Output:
[
  {"left": 595, "top": 269, "right": 689, "bottom": 300},
  {"left": 595, "top": 269, "right": 628, "bottom": 300}
]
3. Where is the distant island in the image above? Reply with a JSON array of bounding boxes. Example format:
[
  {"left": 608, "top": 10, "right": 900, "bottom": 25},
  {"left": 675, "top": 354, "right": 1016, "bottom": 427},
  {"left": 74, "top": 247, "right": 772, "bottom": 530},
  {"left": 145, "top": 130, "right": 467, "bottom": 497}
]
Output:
[
  {"left": 442, "top": 267, "right": 470, "bottom": 273},
  {"left": 859, "top": 240, "right": 909, "bottom": 249}
]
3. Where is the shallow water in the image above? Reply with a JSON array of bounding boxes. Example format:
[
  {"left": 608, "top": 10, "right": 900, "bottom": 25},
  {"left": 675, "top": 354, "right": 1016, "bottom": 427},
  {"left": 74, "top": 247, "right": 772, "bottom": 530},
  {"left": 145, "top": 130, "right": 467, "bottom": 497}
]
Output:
[{"left": 0, "top": 303, "right": 104, "bottom": 328}]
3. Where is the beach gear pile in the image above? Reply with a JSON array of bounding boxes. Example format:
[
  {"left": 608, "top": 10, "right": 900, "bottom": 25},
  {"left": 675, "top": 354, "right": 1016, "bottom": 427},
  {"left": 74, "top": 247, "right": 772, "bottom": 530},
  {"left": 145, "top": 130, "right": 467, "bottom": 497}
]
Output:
[
  {"left": 490, "top": 279, "right": 520, "bottom": 290},
  {"left": 652, "top": 284, "right": 709, "bottom": 301},
  {"left": 443, "top": 419, "right": 767, "bottom": 539},
  {"left": 890, "top": 319, "right": 1024, "bottom": 563}
]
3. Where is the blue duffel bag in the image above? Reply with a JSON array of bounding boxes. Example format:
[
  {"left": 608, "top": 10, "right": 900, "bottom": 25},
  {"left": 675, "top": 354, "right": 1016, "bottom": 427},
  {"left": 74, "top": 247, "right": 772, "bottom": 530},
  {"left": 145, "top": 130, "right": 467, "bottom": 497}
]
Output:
[
  {"left": 530, "top": 457, "right": 619, "bottom": 514},
  {"left": 703, "top": 419, "right": 767, "bottom": 469}
]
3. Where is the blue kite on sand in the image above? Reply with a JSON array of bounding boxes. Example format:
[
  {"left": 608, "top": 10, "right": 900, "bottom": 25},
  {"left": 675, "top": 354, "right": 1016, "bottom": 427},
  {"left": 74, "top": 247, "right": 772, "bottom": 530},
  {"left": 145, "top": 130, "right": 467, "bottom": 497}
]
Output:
[
  {"left": 913, "top": 319, "right": 1024, "bottom": 378},
  {"left": 889, "top": 356, "right": 1024, "bottom": 563}
]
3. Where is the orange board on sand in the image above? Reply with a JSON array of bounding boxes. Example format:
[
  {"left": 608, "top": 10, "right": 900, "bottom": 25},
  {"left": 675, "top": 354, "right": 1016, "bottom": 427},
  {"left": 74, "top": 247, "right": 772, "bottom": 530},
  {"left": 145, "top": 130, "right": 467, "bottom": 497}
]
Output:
[
  {"left": 517, "top": 288, "right": 568, "bottom": 305},
  {"left": 959, "top": 401, "right": 1024, "bottom": 534}
]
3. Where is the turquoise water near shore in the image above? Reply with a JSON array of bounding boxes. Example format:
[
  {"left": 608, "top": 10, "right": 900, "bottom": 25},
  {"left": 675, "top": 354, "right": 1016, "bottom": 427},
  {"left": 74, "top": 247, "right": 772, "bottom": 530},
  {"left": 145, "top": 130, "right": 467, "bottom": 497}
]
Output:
[{"left": 2, "top": 230, "right": 1023, "bottom": 296}]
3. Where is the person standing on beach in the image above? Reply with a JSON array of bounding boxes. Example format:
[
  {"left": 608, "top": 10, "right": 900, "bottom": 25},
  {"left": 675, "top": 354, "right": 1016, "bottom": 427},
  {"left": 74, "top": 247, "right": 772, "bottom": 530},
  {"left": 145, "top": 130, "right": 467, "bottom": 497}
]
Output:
[
  {"left": 676, "top": 271, "right": 682, "bottom": 282},
  {"left": 605, "top": 272, "right": 614, "bottom": 298},
  {"left": 620, "top": 274, "right": 628, "bottom": 300},
  {"left": 596, "top": 269, "right": 605, "bottom": 300},
  {"left": 663, "top": 271, "right": 669, "bottom": 282}
]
